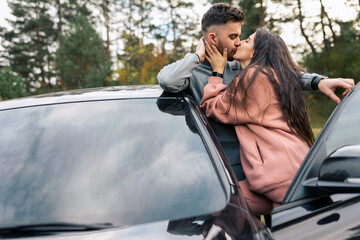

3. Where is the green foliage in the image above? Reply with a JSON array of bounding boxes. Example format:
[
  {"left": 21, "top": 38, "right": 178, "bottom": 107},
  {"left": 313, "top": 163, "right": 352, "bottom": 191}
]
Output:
[
  {"left": 0, "top": 0, "right": 358, "bottom": 102},
  {"left": 210, "top": 0, "right": 234, "bottom": 4},
  {"left": 304, "top": 91, "right": 338, "bottom": 128},
  {"left": 153, "top": 0, "right": 198, "bottom": 58},
  {"left": 0, "top": 67, "right": 27, "bottom": 100},
  {"left": 58, "top": 0, "right": 94, "bottom": 24},
  {"left": 237, "top": 0, "right": 264, "bottom": 38},
  {"left": 55, "top": 15, "right": 112, "bottom": 89},
  {"left": 2, "top": 0, "right": 57, "bottom": 91},
  {"left": 209, "top": 0, "right": 275, "bottom": 39},
  {"left": 116, "top": 32, "right": 168, "bottom": 85},
  {"left": 304, "top": 23, "right": 360, "bottom": 83},
  {"left": 303, "top": 22, "right": 360, "bottom": 128},
  {"left": 304, "top": 43, "right": 360, "bottom": 83}
]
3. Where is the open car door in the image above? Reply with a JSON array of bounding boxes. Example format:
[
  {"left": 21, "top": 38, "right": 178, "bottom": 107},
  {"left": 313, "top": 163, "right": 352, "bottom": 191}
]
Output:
[{"left": 271, "top": 83, "right": 360, "bottom": 240}]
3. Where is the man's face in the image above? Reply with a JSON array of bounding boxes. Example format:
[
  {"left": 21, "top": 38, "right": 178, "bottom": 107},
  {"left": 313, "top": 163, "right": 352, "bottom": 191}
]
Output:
[{"left": 215, "top": 21, "right": 242, "bottom": 61}]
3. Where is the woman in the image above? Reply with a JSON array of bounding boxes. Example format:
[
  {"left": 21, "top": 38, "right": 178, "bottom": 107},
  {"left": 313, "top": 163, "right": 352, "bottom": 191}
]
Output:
[{"left": 200, "top": 27, "right": 314, "bottom": 215}]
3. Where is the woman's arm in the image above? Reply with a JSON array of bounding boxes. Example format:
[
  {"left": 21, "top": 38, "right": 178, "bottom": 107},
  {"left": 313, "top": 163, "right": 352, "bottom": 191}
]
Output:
[{"left": 201, "top": 69, "right": 273, "bottom": 125}]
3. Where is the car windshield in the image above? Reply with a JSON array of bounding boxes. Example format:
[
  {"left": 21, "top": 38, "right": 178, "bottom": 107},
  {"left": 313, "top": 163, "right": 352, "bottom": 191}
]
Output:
[{"left": 0, "top": 98, "right": 227, "bottom": 227}]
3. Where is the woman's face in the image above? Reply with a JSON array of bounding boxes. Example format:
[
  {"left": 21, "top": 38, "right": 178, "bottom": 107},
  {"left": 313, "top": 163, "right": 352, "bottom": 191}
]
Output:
[{"left": 233, "top": 32, "right": 256, "bottom": 66}]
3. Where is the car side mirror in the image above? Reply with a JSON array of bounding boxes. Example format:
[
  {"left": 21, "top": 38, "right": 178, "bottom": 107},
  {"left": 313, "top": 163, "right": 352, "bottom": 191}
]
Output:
[{"left": 317, "top": 145, "right": 360, "bottom": 193}]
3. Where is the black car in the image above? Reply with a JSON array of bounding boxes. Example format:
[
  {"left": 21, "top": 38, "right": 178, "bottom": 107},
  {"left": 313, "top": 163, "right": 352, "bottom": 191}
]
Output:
[{"left": 0, "top": 84, "right": 359, "bottom": 239}]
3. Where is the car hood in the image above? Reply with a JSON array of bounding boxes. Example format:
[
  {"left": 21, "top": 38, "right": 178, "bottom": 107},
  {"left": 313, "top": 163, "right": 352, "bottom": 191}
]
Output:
[
  {"left": 24, "top": 220, "right": 206, "bottom": 239},
  {"left": 0, "top": 203, "right": 265, "bottom": 239}
]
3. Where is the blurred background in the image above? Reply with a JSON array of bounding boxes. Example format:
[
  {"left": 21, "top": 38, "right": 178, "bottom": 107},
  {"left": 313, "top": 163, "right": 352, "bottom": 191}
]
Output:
[{"left": 0, "top": 0, "right": 359, "bottom": 131}]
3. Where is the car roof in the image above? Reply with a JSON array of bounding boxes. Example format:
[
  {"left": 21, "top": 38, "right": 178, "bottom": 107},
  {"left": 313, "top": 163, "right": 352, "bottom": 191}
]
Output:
[{"left": 0, "top": 85, "right": 172, "bottom": 110}]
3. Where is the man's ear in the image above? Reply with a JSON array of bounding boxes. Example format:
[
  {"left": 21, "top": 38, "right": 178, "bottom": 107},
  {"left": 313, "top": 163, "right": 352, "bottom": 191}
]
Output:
[{"left": 207, "top": 33, "right": 217, "bottom": 45}]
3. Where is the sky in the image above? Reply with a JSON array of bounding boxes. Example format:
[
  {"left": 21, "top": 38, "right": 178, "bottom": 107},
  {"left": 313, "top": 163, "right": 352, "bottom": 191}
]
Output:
[{"left": 0, "top": 0, "right": 12, "bottom": 28}]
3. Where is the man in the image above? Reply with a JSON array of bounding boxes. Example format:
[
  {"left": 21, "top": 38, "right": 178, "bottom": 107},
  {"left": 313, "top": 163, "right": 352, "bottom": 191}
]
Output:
[{"left": 157, "top": 3, "right": 354, "bottom": 180}]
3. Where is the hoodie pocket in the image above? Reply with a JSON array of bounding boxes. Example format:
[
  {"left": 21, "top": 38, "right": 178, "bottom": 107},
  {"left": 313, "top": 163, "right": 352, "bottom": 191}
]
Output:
[{"left": 255, "top": 141, "right": 264, "bottom": 164}]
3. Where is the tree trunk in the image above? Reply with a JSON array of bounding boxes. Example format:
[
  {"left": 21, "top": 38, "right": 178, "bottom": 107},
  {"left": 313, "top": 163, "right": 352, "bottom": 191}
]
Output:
[
  {"left": 320, "top": 1, "right": 329, "bottom": 49},
  {"left": 259, "top": 0, "right": 264, "bottom": 26},
  {"left": 103, "top": 1, "right": 111, "bottom": 56},
  {"left": 35, "top": 2, "right": 48, "bottom": 87},
  {"left": 170, "top": 4, "right": 176, "bottom": 57},
  {"left": 297, "top": 0, "right": 317, "bottom": 55},
  {"left": 139, "top": 0, "right": 144, "bottom": 45},
  {"left": 319, "top": 0, "right": 337, "bottom": 46},
  {"left": 55, "top": 0, "right": 63, "bottom": 35}
]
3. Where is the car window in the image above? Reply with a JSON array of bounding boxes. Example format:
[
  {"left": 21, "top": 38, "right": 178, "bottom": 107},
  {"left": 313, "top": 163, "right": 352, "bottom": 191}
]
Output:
[
  {"left": 325, "top": 88, "right": 360, "bottom": 154},
  {"left": 0, "top": 98, "right": 227, "bottom": 227}
]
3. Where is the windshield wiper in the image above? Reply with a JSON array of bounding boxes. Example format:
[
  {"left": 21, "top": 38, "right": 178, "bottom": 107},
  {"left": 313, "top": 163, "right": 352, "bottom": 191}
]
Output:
[{"left": 0, "top": 222, "right": 114, "bottom": 236}]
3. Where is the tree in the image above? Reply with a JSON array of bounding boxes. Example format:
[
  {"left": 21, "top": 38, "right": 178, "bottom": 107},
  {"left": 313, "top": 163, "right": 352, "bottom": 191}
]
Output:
[
  {"left": 295, "top": 0, "right": 317, "bottom": 54},
  {"left": 237, "top": 0, "right": 266, "bottom": 38},
  {"left": 0, "top": 67, "right": 27, "bottom": 100},
  {"left": 1, "top": 0, "right": 57, "bottom": 92},
  {"left": 153, "top": 0, "right": 198, "bottom": 60},
  {"left": 132, "top": 0, "right": 155, "bottom": 43},
  {"left": 98, "top": 0, "right": 113, "bottom": 56},
  {"left": 111, "top": 0, "right": 155, "bottom": 68},
  {"left": 302, "top": 17, "right": 360, "bottom": 127},
  {"left": 304, "top": 22, "right": 360, "bottom": 84},
  {"left": 116, "top": 32, "right": 168, "bottom": 85},
  {"left": 51, "top": 0, "right": 95, "bottom": 32},
  {"left": 209, "top": 0, "right": 260, "bottom": 38},
  {"left": 112, "top": 0, "right": 199, "bottom": 84},
  {"left": 209, "top": 0, "right": 277, "bottom": 39},
  {"left": 55, "top": 15, "right": 112, "bottom": 89}
]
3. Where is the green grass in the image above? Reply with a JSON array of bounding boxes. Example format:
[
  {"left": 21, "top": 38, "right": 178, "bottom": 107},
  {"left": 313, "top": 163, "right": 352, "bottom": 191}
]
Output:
[
  {"left": 312, "top": 128, "right": 322, "bottom": 139},
  {"left": 306, "top": 91, "right": 338, "bottom": 139}
]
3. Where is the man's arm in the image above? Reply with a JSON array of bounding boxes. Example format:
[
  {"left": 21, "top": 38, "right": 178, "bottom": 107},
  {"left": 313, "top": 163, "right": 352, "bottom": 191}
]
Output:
[
  {"left": 299, "top": 73, "right": 354, "bottom": 104},
  {"left": 157, "top": 38, "right": 206, "bottom": 93},
  {"left": 299, "top": 73, "right": 324, "bottom": 91},
  {"left": 157, "top": 53, "right": 201, "bottom": 92},
  {"left": 318, "top": 78, "right": 355, "bottom": 104}
]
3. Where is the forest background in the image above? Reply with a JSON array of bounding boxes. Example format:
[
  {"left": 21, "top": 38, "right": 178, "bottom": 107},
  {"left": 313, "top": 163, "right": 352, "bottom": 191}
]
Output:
[{"left": 0, "top": 0, "right": 359, "bottom": 131}]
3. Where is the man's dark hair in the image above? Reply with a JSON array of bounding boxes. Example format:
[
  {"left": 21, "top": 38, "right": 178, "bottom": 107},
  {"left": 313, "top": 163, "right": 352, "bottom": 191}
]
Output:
[{"left": 201, "top": 3, "right": 245, "bottom": 32}]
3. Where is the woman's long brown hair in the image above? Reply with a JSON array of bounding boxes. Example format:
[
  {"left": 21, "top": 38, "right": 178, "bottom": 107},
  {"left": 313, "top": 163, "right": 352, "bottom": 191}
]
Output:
[{"left": 228, "top": 27, "right": 315, "bottom": 147}]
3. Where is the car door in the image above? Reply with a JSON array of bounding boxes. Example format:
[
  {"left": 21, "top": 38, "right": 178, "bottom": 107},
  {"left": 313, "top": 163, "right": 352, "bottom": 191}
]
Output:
[{"left": 271, "top": 83, "right": 360, "bottom": 239}]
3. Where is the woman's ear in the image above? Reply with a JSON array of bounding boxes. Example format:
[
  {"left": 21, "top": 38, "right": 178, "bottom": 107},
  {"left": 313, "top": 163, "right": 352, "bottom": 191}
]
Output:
[{"left": 250, "top": 50, "right": 255, "bottom": 59}]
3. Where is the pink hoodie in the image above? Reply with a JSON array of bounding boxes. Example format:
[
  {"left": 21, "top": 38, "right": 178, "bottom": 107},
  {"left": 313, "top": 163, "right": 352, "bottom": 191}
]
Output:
[{"left": 200, "top": 68, "right": 309, "bottom": 199}]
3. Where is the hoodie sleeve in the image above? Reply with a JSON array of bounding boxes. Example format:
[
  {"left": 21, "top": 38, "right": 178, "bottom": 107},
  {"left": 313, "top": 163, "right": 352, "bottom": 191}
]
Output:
[
  {"left": 299, "top": 72, "right": 327, "bottom": 91},
  {"left": 200, "top": 69, "right": 275, "bottom": 125},
  {"left": 157, "top": 53, "right": 200, "bottom": 92}
]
